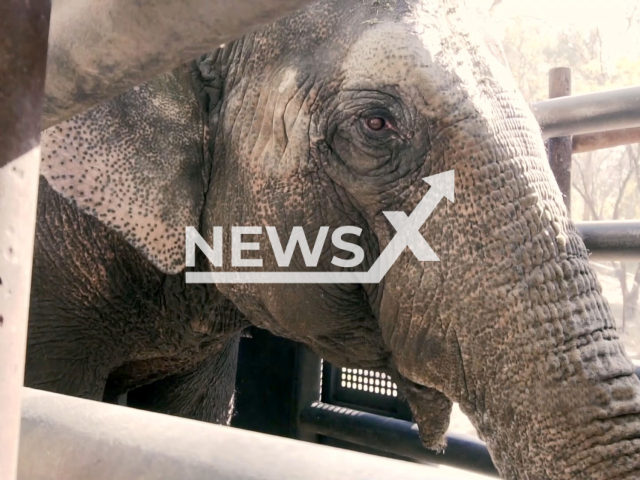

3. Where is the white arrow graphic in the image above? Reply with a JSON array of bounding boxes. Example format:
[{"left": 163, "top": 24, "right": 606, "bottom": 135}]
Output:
[{"left": 186, "top": 170, "right": 455, "bottom": 284}]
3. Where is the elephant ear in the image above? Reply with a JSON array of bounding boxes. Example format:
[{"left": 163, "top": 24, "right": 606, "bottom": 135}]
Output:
[{"left": 40, "top": 64, "right": 208, "bottom": 274}]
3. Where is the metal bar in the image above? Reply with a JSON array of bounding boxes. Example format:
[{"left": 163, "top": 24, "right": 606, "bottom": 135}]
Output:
[
  {"left": 533, "top": 85, "right": 640, "bottom": 139},
  {"left": 0, "top": 1, "right": 51, "bottom": 479},
  {"left": 577, "top": 221, "right": 640, "bottom": 261},
  {"left": 299, "top": 402, "right": 499, "bottom": 478},
  {"left": 547, "top": 67, "right": 573, "bottom": 212},
  {"left": 573, "top": 127, "right": 640, "bottom": 153},
  {"left": 232, "top": 330, "right": 321, "bottom": 441},
  {"left": 43, "top": 0, "right": 318, "bottom": 129},
  {"left": 293, "top": 346, "right": 323, "bottom": 442},
  {"left": 18, "top": 388, "right": 483, "bottom": 480}
]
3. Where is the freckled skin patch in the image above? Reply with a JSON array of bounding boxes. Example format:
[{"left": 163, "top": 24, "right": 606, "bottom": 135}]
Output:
[
  {"left": 41, "top": 65, "right": 206, "bottom": 274},
  {"left": 34, "top": 0, "right": 640, "bottom": 477}
]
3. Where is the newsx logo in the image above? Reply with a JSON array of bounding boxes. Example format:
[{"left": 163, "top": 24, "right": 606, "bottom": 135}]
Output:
[{"left": 185, "top": 171, "right": 454, "bottom": 284}]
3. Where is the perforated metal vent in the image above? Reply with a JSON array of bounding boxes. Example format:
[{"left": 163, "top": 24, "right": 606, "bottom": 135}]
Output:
[{"left": 340, "top": 368, "right": 398, "bottom": 397}]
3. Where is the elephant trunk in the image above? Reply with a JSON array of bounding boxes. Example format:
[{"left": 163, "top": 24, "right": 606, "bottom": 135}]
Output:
[{"left": 378, "top": 100, "right": 640, "bottom": 478}]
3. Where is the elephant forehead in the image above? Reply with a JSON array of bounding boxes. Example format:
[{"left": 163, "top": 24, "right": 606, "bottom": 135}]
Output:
[
  {"left": 339, "top": 19, "right": 513, "bottom": 122},
  {"left": 340, "top": 23, "right": 443, "bottom": 86}
]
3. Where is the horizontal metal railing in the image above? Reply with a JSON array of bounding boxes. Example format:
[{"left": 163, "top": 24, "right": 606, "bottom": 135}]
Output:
[
  {"left": 576, "top": 221, "right": 640, "bottom": 261},
  {"left": 299, "top": 402, "right": 499, "bottom": 477},
  {"left": 19, "top": 388, "right": 478, "bottom": 480},
  {"left": 533, "top": 85, "right": 640, "bottom": 139},
  {"left": 572, "top": 127, "right": 640, "bottom": 154},
  {"left": 304, "top": 364, "right": 640, "bottom": 476}
]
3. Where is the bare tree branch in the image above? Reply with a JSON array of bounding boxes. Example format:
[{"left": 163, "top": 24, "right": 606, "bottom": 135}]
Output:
[{"left": 612, "top": 159, "right": 634, "bottom": 219}]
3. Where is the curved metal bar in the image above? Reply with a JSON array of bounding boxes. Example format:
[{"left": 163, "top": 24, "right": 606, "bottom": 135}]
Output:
[{"left": 43, "top": 0, "right": 317, "bottom": 128}]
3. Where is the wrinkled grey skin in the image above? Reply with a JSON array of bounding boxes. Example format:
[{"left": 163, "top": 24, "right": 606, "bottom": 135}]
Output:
[{"left": 30, "top": 0, "right": 640, "bottom": 478}]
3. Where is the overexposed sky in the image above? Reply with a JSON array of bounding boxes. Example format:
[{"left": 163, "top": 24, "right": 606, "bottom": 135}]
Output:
[{"left": 490, "top": 0, "right": 639, "bottom": 58}]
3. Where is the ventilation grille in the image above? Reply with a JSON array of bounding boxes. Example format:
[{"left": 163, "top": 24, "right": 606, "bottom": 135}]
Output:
[{"left": 341, "top": 368, "right": 398, "bottom": 397}]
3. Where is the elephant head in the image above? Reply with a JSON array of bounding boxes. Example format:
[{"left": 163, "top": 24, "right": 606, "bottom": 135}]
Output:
[{"left": 40, "top": 0, "right": 640, "bottom": 477}]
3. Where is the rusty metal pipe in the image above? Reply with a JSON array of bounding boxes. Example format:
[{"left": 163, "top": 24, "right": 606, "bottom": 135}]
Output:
[
  {"left": 546, "top": 67, "right": 572, "bottom": 213},
  {"left": 572, "top": 127, "right": 640, "bottom": 153},
  {"left": 533, "top": 85, "right": 640, "bottom": 139},
  {"left": 43, "top": 0, "right": 318, "bottom": 129}
]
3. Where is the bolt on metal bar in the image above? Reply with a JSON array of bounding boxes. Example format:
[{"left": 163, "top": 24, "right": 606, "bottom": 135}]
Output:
[
  {"left": 0, "top": 1, "right": 51, "bottom": 480},
  {"left": 546, "top": 67, "right": 573, "bottom": 213},
  {"left": 19, "top": 388, "right": 480, "bottom": 480},
  {"left": 299, "top": 402, "right": 499, "bottom": 478},
  {"left": 533, "top": 85, "right": 640, "bottom": 139}
]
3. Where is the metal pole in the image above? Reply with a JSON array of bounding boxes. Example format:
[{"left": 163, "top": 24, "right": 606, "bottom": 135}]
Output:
[
  {"left": 533, "top": 84, "right": 640, "bottom": 139},
  {"left": 19, "top": 388, "right": 482, "bottom": 480},
  {"left": 293, "top": 347, "right": 323, "bottom": 442},
  {"left": 547, "top": 67, "right": 573, "bottom": 213},
  {"left": 0, "top": 1, "right": 51, "bottom": 479},
  {"left": 299, "top": 402, "right": 499, "bottom": 477}
]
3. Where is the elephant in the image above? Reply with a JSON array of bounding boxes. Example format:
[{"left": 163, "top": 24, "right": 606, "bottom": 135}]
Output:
[{"left": 28, "top": 0, "right": 640, "bottom": 478}]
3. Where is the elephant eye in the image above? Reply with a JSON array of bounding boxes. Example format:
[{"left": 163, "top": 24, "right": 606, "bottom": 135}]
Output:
[
  {"left": 356, "top": 108, "right": 402, "bottom": 142},
  {"left": 365, "top": 117, "right": 386, "bottom": 131}
]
